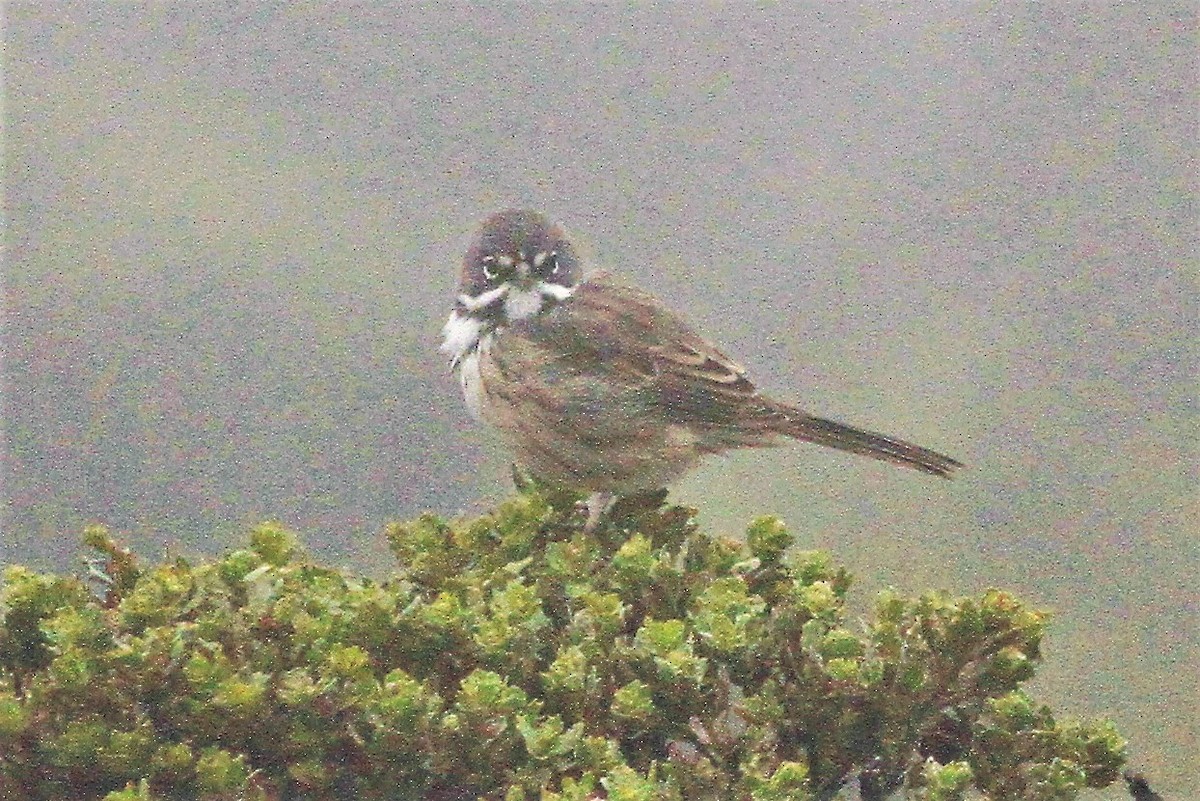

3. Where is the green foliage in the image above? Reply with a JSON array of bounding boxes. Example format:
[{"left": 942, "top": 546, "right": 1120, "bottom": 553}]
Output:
[{"left": 0, "top": 495, "right": 1125, "bottom": 800}]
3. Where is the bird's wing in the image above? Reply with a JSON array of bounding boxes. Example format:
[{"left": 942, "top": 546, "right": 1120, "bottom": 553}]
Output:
[
  {"left": 516, "top": 271, "right": 762, "bottom": 427},
  {"left": 511, "top": 271, "right": 963, "bottom": 476}
]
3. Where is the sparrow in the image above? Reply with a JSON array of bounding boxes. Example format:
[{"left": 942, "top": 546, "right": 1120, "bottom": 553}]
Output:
[{"left": 441, "top": 209, "right": 962, "bottom": 528}]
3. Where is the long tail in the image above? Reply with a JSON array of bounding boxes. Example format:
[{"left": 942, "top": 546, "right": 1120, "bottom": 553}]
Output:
[{"left": 772, "top": 406, "right": 963, "bottom": 478}]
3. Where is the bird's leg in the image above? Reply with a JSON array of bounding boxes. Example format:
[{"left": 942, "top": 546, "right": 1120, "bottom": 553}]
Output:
[{"left": 583, "top": 491, "right": 614, "bottom": 534}]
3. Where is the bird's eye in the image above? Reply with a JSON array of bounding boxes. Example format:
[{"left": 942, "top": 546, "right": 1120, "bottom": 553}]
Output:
[
  {"left": 481, "top": 255, "right": 501, "bottom": 281},
  {"left": 541, "top": 251, "right": 560, "bottom": 276}
]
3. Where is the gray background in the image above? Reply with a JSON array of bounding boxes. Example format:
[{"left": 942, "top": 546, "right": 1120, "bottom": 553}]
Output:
[{"left": 4, "top": 3, "right": 1195, "bottom": 795}]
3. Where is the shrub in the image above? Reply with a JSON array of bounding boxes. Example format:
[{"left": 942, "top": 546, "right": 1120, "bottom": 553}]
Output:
[{"left": 0, "top": 488, "right": 1125, "bottom": 800}]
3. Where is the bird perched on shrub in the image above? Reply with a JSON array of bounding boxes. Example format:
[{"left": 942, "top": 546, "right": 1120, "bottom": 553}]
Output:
[{"left": 442, "top": 209, "right": 961, "bottom": 528}]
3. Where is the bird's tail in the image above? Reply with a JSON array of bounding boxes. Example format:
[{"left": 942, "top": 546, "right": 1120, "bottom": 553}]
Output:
[{"left": 768, "top": 404, "right": 963, "bottom": 478}]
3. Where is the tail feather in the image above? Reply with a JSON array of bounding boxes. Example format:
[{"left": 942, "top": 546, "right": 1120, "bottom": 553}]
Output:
[{"left": 775, "top": 409, "right": 963, "bottom": 478}]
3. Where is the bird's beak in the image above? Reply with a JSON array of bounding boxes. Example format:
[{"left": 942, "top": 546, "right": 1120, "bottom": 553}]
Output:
[{"left": 514, "top": 262, "right": 535, "bottom": 289}]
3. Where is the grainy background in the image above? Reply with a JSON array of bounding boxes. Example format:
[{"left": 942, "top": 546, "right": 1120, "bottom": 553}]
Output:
[{"left": 4, "top": 3, "right": 1195, "bottom": 795}]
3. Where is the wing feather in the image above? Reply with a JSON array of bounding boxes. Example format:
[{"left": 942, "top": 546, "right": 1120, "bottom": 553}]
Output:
[
  {"left": 512, "top": 271, "right": 762, "bottom": 427},
  {"left": 503, "top": 270, "right": 962, "bottom": 477}
]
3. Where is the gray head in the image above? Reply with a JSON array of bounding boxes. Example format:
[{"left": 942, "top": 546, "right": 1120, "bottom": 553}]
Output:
[{"left": 456, "top": 210, "right": 581, "bottom": 321}]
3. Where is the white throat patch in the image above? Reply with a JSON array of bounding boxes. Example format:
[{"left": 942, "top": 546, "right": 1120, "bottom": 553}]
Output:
[
  {"left": 442, "top": 282, "right": 577, "bottom": 368},
  {"left": 504, "top": 287, "right": 545, "bottom": 320},
  {"left": 505, "top": 281, "right": 575, "bottom": 320}
]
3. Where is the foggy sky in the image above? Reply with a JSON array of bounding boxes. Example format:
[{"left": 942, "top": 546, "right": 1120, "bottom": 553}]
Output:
[{"left": 4, "top": 4, "right": 1195, "bottom": 794}]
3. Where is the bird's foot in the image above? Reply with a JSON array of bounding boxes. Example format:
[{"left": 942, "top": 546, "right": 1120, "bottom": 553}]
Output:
[{"left": 582, "top": 492, "right": 614, "bottom": 534}]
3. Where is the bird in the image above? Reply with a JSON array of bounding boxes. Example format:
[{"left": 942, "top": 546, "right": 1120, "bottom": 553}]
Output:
[{"left": 441, "top": 209, "right": 962, "bottom": 529}]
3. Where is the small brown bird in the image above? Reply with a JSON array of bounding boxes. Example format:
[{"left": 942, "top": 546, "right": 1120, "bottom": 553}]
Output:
[{"left": 442, "top": 210, "right": 962, "bottom": 527}]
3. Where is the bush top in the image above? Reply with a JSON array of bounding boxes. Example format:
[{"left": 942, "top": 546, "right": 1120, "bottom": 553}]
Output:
[{"left": 1, "top": 488, "right": 1124, "bottom": 801}]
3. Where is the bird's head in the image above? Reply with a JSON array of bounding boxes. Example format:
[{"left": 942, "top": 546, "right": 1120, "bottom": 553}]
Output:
[{"left": 456, "top": 209, "right": 581, "bottom": 323}]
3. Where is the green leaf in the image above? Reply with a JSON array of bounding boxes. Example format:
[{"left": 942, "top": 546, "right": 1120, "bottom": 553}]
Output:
[
  {"left": 746, "top": 516, "right": 793, "bottom": 562},
  {"left": 612, "top": 680, "right": 655, "bottom": 723}
]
